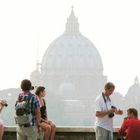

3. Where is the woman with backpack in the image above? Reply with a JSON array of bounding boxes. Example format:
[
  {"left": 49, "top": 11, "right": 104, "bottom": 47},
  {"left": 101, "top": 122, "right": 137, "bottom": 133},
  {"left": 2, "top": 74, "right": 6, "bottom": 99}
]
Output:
[{"left": 35, "top": 86, "right": 56, "bottom": 140}]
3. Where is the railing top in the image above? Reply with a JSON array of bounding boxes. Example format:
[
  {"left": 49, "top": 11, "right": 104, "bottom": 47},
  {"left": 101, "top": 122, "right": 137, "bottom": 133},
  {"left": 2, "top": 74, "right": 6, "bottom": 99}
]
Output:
[{"left": 4, "top": 126, "right": 120, "bottom": 132}]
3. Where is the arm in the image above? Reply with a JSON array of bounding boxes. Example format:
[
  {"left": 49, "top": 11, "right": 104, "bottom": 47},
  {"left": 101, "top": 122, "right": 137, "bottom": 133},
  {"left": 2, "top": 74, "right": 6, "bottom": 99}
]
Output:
[
  {"left": 34, "top": 96, "right": 41, "bottom": 126},
  {"left": 0, "top": 104, "right": 4, "bottom": 113},
  {"left": 43, "top": 98, "right": 48, "bottom": 121},
  {"left": 45, "top": 108, "right": 48, "bottom": 121},
  {"left": 35, "top": 107, "right": 41, "bottom": 126},
  {"left": 95, "top": 96, "right": 116, "bottom": 118},
  {"left": 96, "top": 107, "right": 116, "bottom": 117},
  {"left": 96, "top": 110, "right": 109, "bottom": 117},
  {"left": 0, "top": 100, "right": 7, "bottom": 113},
  {"left": 95, "top": 98, "right": 108, "bottom": 118},
  {"left": 118, "top": 120, "right": 128, "bottom": 137}
]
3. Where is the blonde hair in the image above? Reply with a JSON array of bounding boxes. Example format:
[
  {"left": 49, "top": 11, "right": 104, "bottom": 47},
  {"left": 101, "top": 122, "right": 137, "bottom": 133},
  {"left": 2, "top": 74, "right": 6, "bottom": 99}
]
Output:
[{"left": 104, "top": 82, "right": 115, "bottom": 90}]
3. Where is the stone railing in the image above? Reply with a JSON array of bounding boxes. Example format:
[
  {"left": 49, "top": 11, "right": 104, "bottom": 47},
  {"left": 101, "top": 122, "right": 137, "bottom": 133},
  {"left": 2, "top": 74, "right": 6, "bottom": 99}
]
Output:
[{"left": 3, "top": 126, "right": 121, "bottom": 140}]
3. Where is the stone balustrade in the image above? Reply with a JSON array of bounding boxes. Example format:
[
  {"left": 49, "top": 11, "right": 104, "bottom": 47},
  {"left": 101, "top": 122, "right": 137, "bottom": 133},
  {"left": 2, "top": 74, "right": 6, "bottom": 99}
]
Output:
[{"left": 3, "top": 126, "right": 121, "bottom": 140}]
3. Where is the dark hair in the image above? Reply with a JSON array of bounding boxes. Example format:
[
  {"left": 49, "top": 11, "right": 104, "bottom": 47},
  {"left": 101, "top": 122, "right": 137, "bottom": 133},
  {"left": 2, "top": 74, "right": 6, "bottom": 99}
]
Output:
[
  {"left": 127, "top": 108, "right": 138, "bottom": 118},
  {"left": 35, "top": 86, "right": 45, "bottom": 96},
  {"left": 104, "top": 82, "right": 115, "bottom": 90},
  {"left": 20, "top": 79, "right": 33, "bottom": 91}
]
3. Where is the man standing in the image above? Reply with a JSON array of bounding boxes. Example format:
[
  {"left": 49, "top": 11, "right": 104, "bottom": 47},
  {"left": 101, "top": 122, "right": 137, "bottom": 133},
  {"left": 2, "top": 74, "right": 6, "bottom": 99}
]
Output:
[
  {"left": 95, "top": 82, "right": 123, "bottom": 140},
  {"left": 15, "top": 79, "right": 41, "bottom": 140},
  {"left": 118, "top": 108, "right": 140, "bottom": 140}
]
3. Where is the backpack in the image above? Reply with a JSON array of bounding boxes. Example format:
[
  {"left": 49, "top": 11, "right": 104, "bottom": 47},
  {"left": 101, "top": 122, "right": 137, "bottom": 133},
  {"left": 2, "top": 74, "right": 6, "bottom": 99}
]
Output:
[{"left": 15, "top": 92, "right": 34, "bottom": 125}]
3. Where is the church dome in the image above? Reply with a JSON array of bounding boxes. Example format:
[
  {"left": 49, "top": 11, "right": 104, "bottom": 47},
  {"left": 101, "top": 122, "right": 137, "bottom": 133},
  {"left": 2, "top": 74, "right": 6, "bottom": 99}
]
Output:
[
  {"left": 125, "top": 77, "right": 140, "bottom": 107},
  {"left": 30, "top": 69, "right": 40, "bottom": 80},
  {"left": 58, "top": 83, "right": 76, "bottom": 99},
  {"left": 41, "top": 8, "right": 103, "bottom": 75},
  {"left": 39, "top": 8, "right": 107, "bottom": 126},
  {"left": 30, "top": 62, "right": 41, "bottom": 86},
  {"left": 126, "top": 77, "right": 140, "bottom": 97}
]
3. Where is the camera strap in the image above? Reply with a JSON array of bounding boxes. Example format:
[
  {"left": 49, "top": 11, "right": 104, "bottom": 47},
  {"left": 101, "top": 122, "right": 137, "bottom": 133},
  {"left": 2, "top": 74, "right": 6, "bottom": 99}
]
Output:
[{"left": 102, "top": 92, "right": 111, "bottom": 111}]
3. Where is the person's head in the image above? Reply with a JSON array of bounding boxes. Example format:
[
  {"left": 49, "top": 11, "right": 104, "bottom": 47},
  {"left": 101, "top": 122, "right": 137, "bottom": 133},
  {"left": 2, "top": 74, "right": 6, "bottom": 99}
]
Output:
[
  {"left": 35, "top": 86, "right": 46, "bottom": 97},
  {"left": 127, "top": 108, "right": 138, "bottom": 118},
  {"left": 20, "top": 79, "right": 33, "bottom": 91},
  {"left": 104, "top": 82, "right": 115, "bottom": 96}
]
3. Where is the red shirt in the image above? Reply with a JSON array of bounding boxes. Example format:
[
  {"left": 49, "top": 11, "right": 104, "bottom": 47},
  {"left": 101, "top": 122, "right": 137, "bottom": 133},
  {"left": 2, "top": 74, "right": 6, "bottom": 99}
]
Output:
[{"left": 118, "top": 118, "right": 140, "bottom": 140}]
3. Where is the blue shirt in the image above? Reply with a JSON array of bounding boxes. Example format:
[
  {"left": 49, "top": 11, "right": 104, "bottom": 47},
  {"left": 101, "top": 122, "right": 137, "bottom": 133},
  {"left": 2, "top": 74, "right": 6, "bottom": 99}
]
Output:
[{"left": 17, "top": 91, "right": 40, "bottom": 125}]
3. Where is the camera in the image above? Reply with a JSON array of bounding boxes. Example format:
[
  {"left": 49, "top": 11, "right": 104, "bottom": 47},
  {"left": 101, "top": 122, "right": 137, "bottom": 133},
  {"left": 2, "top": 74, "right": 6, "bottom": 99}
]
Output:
[
  {"left": 108, "top": 106, "right": 116, "bottom": 118},
  {"left": 108, "top": 113, "right": 114, "bottom": 118},
  {"left": 3, "top": 103, "right": 8, "bottom": 107}
]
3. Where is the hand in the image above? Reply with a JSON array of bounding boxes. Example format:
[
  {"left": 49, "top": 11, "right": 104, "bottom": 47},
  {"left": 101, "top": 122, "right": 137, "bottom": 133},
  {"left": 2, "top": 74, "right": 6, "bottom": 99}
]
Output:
[
  {"left": 109, "top": 108, "right": 116, "bottom": 113},
  {"left": 116, "top": 109, "right": 123, "bottom": 115},
  {"left": 37, "top": 126, "right": 42, "bottom": 133},
  {"left": 47, "top": 120, "right": 52, "bottom": 124},
  {"left": 0, "top": 100, "right": 8, "bottom": 107},
  {"left": 124, "top": 117, "right": 128, "bottom": 121},
  {"left": 44, "top": 120, "right": 48, "bottom": 123}
]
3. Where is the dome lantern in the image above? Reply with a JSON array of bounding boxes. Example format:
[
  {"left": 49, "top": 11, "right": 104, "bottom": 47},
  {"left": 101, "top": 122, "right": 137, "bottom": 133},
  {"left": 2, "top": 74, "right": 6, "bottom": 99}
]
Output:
[{"left": 65, "top": 6, "right": 80, "bottom": 35}]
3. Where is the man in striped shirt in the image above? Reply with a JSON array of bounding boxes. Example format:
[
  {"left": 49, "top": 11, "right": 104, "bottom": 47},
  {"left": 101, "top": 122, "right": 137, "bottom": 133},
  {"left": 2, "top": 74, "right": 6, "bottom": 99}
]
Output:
[{"left": 16, "top": 79, "right": 41, "bottom": 140}]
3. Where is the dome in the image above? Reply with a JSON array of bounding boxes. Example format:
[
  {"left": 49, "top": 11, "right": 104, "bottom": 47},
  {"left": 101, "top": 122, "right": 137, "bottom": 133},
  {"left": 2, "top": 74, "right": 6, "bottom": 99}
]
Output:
[
  {"left": 30, "top": 62, "right": 41, "bottom": 86},
  {"left": 126, "top": 77, "right": 140, "bottom": 97},
  {"left": 40, "top": 7, "right": 106, "bottom": 99},
  {"left": 125, "top": 77, "right": 140, "bottom": 107},
  {"left": 58, "top": 83, "right": 76, "bottom": 99},
  {"left": 30, "top": 69, "right": 40, "bottom": 77},
  {"left": 38, "top": 8, "right": 107, "bottom": 126},
  {"left": 41, "top": 8, "right": 103, "bottom": 75}
]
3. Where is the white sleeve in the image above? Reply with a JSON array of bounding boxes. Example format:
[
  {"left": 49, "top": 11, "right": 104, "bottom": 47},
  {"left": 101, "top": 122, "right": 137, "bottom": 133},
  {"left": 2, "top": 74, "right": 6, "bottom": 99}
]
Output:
[{"left": 95, "top": 98, "right": 102, "bottom": 112}]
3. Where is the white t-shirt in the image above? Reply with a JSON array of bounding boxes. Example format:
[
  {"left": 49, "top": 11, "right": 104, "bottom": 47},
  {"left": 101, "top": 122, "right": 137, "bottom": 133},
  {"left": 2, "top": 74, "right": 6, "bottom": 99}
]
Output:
[{"left": 95, "top": 93, "right": 115, "bottom": 131}]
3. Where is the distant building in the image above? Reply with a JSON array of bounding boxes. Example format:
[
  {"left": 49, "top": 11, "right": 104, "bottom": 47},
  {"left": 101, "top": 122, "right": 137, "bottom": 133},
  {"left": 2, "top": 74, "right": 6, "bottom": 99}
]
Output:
[
  {"left": 30, "top": 8, "right": 107, "bottom": 125},
  {"left": 125, "top": 77, "right": 140, "bottom": 111},
  {"left": 30, "top": 61, "right": 41, "bottom": 87},
  {"left": 2, "top": 8, "right": 139, "bottom": 127}
]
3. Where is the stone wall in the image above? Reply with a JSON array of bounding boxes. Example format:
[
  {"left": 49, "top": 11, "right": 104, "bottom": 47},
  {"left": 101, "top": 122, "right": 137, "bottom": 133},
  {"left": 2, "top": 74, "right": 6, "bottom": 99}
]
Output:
[{"left": 3, "top": 126, "right": 121, "bottom": 140}]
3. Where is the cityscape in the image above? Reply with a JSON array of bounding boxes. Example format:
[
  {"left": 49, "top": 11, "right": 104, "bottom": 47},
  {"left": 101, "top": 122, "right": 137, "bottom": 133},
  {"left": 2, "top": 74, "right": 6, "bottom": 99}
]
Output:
[{"left": 1, "top": 7, "right": 140, "bottom": 127}]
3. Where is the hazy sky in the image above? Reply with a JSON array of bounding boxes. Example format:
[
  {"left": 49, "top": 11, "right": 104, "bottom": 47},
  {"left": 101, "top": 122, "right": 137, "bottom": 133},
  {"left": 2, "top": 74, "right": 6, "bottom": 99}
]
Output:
[{"left": 0, "top": 0, "right": 140, "bottom": 95}]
